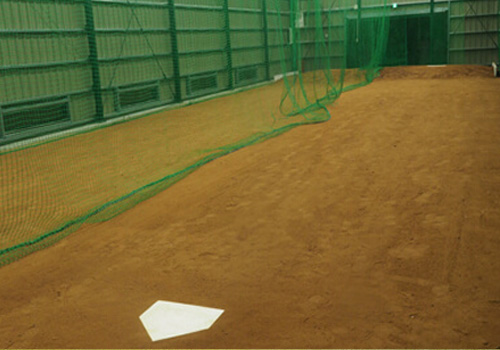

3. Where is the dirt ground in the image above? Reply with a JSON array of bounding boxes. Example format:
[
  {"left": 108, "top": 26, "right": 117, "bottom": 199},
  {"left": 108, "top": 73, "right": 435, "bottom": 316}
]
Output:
[{"left": 0, "top": 65, "right": 499, "bottom": 349}]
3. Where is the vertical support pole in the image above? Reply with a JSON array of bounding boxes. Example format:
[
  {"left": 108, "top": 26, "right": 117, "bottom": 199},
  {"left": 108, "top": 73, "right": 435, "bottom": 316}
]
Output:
[
  {"left": 356, "top": 0, "right": 362, "bottom": 43},
  {"left": 497, "top": 1, "right": 500, "bottom": 65},
  {"left": 168, "top": 0, "right": 182, "bottom": 102},
  {"left": 0, "top": 107, "right": 5, "bottom": 139},
  {"left": 83, "top": 0, "right": 104, "bottom": 121},
  {"left": 430, "top": 0, "right": 435, "bottom": 64},
  {"left": 262, "top": 0, "right": 271, "bottom": 81},
  {"left": 223, "top": 0, "right": 233, "bottom": 89},
  {"left": 447, "top": 0, "right": 451, "bottom": 64},
  {"left": 290, "top": 0, "right": 297, "bottom": 71}
]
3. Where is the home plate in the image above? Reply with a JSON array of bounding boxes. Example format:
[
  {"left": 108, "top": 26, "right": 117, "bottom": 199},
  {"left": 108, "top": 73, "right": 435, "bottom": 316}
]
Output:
[{"left": 139, "top": 301, "right": 224, "bottom": 342}]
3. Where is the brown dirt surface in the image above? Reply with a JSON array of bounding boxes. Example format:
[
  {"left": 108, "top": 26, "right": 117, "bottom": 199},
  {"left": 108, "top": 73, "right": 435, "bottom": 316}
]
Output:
[
  {"left": 378, "top": 64, "right": 493, "bottom": 79},
  {"left": 0, "top": 65, "right": 499, "bottom": 349}
]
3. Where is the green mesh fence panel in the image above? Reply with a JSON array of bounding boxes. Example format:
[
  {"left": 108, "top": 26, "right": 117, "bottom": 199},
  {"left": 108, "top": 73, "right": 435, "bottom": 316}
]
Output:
[{"left": 0, "top": 0, "right": 499, "bottom": 266}]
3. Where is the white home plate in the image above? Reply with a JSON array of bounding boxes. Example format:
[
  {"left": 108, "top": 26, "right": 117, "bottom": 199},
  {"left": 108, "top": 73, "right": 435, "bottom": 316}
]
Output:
[{"left": 139, "top": 301, "right": 224, "bottom": 342}]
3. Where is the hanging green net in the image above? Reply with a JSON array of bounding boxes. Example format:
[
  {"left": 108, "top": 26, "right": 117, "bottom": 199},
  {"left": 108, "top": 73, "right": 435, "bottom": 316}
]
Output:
[{"left": 0, "top": 0, "right": 499, "bottom": 266}]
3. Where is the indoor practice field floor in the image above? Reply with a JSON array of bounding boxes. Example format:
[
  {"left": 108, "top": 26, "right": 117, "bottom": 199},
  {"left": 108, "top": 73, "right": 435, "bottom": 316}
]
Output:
[{"left": 0, "top": 65, "right": 499, "bottom": 349}]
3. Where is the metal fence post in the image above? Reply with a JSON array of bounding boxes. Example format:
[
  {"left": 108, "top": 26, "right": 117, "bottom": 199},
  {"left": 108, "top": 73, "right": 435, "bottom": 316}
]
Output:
[
  {"left": 84, "top": 0, "right": 104, "bottom": 121},
  {"left": 223, "top": 0, "right": 233, "bottom": 89},
  {"left": 168, "top": 0, "right": 182, "bottom": 102},
  {"left": 262, "top": 0, "right": 271, "bottom": 80}
]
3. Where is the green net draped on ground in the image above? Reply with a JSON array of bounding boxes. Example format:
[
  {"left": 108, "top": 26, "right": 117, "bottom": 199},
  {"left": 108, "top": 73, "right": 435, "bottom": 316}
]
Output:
[{"left": 0, "top": 0, "right": 499, "bottom": 266}]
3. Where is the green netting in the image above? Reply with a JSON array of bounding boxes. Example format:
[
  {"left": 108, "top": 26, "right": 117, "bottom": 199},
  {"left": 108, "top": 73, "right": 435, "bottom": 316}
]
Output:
[{"left": 0, "top": 0, "right": 499, "bottom": 266}]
